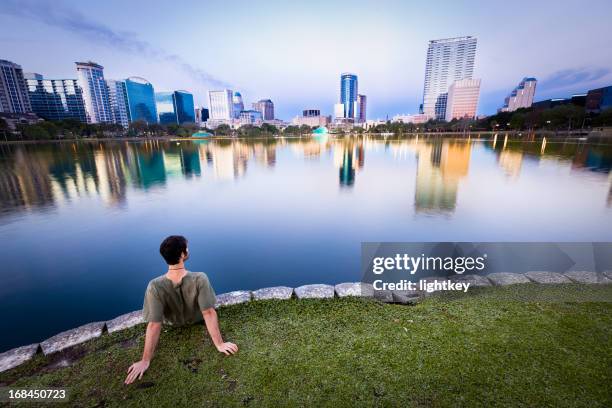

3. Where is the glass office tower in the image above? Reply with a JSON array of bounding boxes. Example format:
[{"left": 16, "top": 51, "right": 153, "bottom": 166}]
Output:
[
  {"left": 155, "top": 91, "right": 195, "bottom": 125},
  {"left": 174, "top": 90, "right": 195, "bottom": 124},
  {"left": 421, "top": 36, "right": 477, "bottom": 120},
  {"left": 340, "top": 73, "right": 358, "bottom": 119},
  {"left": 125, "top": 77, "right": 157, "bottom": 124},
  {"left": 26, "top": 73, "right": 87, "bottom": 122},
  {"left": 155, "top": 92, "right": 176, "bottom": 124}
]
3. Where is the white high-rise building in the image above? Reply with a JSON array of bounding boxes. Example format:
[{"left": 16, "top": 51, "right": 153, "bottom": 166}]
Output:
[
  {"left": 208, "top": 89, "right": 234, "bottom": 120},
  {"left": 500, "top": 77, "right": 537, "bottom": 112},
  {"left": 107, "top": 79, "right": 130, "bottom": 128},
  {"left": 334, "top": 103, "right": 345, "bottom": 119},
  {"left": 0, "top": 59, "right": 31, "bottom": 113},
  {"left": 75, "top": 61, "right": 113, "bottom": 123},
  {"left": 445, "top": 78, "right": 481, "bottom": 122},
  {"left": 421, "top": 36, "right": 477, "bottom": 120}
]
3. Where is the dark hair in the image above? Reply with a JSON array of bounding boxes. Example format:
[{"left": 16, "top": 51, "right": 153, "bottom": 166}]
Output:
[{"left": 159, "top": 235, "right": 188, "bottom": 265}]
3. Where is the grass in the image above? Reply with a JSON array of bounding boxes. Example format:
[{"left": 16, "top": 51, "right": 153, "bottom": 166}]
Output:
[{"left": 1, "top": 284, "right": 611, "bottom": 407}]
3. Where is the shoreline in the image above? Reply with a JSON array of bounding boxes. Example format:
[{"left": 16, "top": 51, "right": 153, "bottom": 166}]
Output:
[
  {"left": 1, "top": 129, "right": 611, "bottom": 145},
  {"left": 1, "top": 270, "right": 610, "bottom": 373}
]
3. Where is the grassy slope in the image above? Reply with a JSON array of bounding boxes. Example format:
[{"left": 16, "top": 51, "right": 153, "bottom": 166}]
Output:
[{"left": 1, "top": 284, "right": 611, "bottom": 407}]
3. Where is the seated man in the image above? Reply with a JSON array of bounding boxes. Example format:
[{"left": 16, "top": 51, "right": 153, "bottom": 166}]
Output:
[{"left": 125, "top": 235, "right": 238, "bottom": 384}]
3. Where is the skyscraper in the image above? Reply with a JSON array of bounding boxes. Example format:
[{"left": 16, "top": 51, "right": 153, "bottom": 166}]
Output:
[
  {"left": 107, "top": 79, "right": 130, "bottom": 127},
  {"left": 334, "top": 103, "right": 345, "bottom": 119},
  {"left": 232, "top": 91, "right": 244, "bottom": 119},
  {"left": 340, "top": 73, "right": 358, "bottom": 118},
  {"left": 445, "top": 79, "right": 481, "bottom": 121},
  {"left": 155, "top": 92, "right": 176, "bottom": 124},
  {"left": 500, "top": 77, "right": 537, "bottom": 112},
  {"left": 124, "top": 77, "right": 157, "bottom": 124},
  {"left": 252, "top": 99, "right": 274, "bottom": 120},
  {"left": 421, "top": 36, "right": 477, "bottom": 120},
  {"left": 155, "top": 90, "right": 195, "bottom": 125},
  {"left": 208, "top": 89, "right": 234, "bottom": 120},
  {"left": 75, "top": 61, "right": 112, "bottom": 123},
  {"left": 0, "top": 59, "right": 31, "bottom": 113},
  {"left": 25, "top": 73, "right": 87, "bottom": 122},
  {"left": 357, "top": 94, "right": 367, "bottom": 122},
  {"left": 174, "top": 91, "right": 195, "bottom": 124}
]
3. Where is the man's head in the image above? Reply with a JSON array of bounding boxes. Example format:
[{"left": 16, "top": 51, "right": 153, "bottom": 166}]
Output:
[{"left": 159, "top": 235, "right": 189, "bottom": 265}]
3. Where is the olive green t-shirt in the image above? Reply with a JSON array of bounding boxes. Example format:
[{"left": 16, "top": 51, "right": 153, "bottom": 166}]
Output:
[{"left": 142, "top": 271, "right": 217, "bottom": 325}]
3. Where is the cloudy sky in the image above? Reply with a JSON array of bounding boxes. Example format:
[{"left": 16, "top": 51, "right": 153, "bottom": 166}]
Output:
[{"left": 1, "top": 0, "right": 611, "bottom": 120}]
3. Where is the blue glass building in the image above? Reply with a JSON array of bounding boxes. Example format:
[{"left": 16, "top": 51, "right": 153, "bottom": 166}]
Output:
[
  {"left": 26, "top": 73, "right": 87, "bottom": 122},
  {"left": 155, "top": 92, "right": 176, "bottom": 124},
  {"left": 155, "top": 90, "right": 195, "bottom": 125},
  {"left": 125, "top": 77, "right": 157, "bottom": 124},
  {"left": 340, "top": 73, "right": 358, "bottom": 119},
  {"left": 174, "top": 90, "right": 195, "bottom": 124}
]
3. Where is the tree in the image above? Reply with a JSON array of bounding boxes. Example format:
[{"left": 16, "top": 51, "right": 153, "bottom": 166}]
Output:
[
  {"left": 283, "top": 125, "right": 300, "bottom": 135},
  {"left": 299, "top": 124, "right": 312, "bottom": 134},
  {"left": 214, "top": 124, "right": 232, "bottom": 136},
  {"left": 260, "top": 123, "right": 278, "bottom": 134}
]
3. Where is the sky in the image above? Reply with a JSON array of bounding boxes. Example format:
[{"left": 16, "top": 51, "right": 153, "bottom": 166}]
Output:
[{"left": 1, "top": 0, "right": 611, "bottom": 120}]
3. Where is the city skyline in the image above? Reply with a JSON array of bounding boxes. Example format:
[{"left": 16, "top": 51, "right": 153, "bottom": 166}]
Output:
[{"left": 1, "top": 0, "right": 612, "bottom": 120}]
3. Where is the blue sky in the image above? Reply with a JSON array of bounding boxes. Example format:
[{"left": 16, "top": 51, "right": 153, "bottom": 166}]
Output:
[{"left": 1, "top": 0, "right": 611, "bottom": 120}]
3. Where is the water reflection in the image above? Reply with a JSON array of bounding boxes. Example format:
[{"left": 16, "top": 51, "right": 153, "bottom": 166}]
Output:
[
  {"left": 412, "top": 140, "right": 471, "bottom": 213},
  {"left": 0, "top": 135, "right": 611, "bottom": 219}
]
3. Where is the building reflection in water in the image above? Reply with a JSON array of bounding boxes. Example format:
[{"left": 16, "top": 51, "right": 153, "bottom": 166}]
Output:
[
  {"left": 498, "top": 150, "right": 523, "bottom": 179},
  {"left": 412, "top": 140, "right": 471, "bottom": 213},
  {"left": 0, "top": 135, "right": 611, "bottom": 218},
  {"left": 333, "top": 139, "right": 365, "bottom": 188}
]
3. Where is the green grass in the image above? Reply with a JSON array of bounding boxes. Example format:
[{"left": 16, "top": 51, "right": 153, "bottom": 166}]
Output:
[{"left": 1, "top": 284, "right": 611, "bottom": 407}]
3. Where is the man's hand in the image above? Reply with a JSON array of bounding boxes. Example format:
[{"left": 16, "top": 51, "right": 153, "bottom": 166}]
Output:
[
  {"left": 125, "top": 360, "right": 150, "bottom": 384},
  {"left": 216, "top": 342, "right": 238, "bottom": 355}
]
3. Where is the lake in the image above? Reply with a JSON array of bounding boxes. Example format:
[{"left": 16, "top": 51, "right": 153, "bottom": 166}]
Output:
[{"left": 1, "top": 134, "right": 611, "bottom": 351}]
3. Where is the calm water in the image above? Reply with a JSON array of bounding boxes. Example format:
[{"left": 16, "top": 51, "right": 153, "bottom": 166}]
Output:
[{"left": 1, "top": 134, "right": 611, "bottom": 351}]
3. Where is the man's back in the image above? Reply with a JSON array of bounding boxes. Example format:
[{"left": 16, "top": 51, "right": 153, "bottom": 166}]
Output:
[{"left": 142, "top": 271, "right": 217, "bottom": 325}]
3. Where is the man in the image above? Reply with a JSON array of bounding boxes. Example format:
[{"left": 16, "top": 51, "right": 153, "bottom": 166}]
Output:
[{"left": 125, "top": 235, "right": 238, "bottom": 384}]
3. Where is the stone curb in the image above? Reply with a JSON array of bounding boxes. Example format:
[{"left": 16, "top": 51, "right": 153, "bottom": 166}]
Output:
[
  {"left": 215, "top": 291, "right": 252, "bottom": 307},
  {"left": 295, "top": 284, "right": 335, "bottom": 299},
  {"left": 106, "top": 311, "right": 144, "bottom": 334},
  {"left": 252, "top": 286, "right": 294, "bottom": 301},
  {"left": 2, "top": 275, "right": 611, "bottom": 373},
  {"left": 524, "top": 271, "right": 571, "bottom": 284},
  {"left": 40, "top": 321, "right": 107, "bottom": 356},
  {"left": 0, "top": 344, "right": 40, "bottom": 373},
  {"left": 487, "top": 272, "right": 532, "bottom": 286},
  {"left": 563, "top": 271, "right": 611, "bottom": 284}
]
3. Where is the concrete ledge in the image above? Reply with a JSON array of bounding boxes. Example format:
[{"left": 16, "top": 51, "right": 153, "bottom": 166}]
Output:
[
  {"left": 252, "top": 286, "right": 293, "bottom": 301},
  {"left": 487, "top": 272, "right": 532, "bottom": 286},
  {"left": 216, "top": 291, "right": 252, "bottom": 307},
  {"left": 106, "top": 310, "right": 144, "bottom": 334},
  {"left": 563, "top": 271, "right": 610, "bottom": 284},
  {"left": 40, "top": 321, "right": 106, "bottom": 356},
  {"left": 335, "top": 282, "right": 375, "bottom": 298},
  {"left": 449, "top": 274, "right": 492, "bottom": 287},
  {"left": 524, "top": 271, "right": 571, "bottom": 284},
  {"left": 0, "top": 343, "right": 40, "bottom": 373},
  {"left": 295, "top": 284, "right": 334, "bottom": 299}
]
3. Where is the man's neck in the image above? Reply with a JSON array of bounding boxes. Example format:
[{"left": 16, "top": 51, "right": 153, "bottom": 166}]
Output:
[{"left": 166, "top": 263, "right": 187, "bottom": 280}]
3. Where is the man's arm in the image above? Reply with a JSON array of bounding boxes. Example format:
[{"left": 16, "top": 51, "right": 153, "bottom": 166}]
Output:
[
  {"left": 202, "top": 308, "right": 238, "bottom": 355},
  {"left": 125, "top": 322, "right": 161, "bottom": 384}
]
